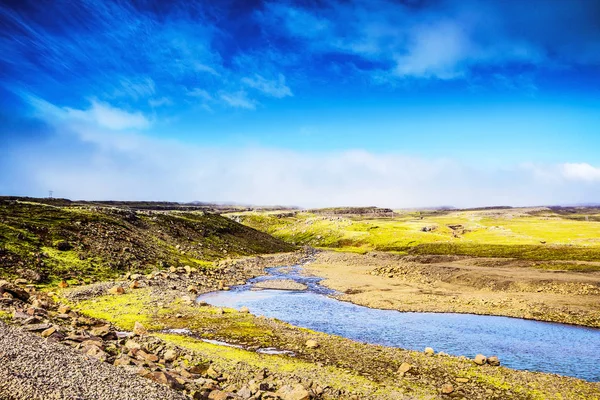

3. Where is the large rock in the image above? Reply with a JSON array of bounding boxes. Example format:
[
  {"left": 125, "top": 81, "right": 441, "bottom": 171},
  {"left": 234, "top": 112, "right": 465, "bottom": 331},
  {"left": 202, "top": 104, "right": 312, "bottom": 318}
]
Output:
[
  {"left": 108, "top": 286, "right": 125, "bottom": 295},
  {"left": 147, "top": 371, "right": 184, "bottom": 390},
  {"left": 163, "top": 349, "right": 178, "bottom": 362},
  {"left": 424, "top": 347, "right": 435, "bottom": 356},
  {"left": 398, "top": 362, "right": 412, "bottom": 376},
  {"left": 474, "top": 354, "right": 487, "bottom": 365},
  {"left": 441, "top": 384, "right": 454, "bottom": 394},
  {"left": 0, "top": 280, "right": 30, "bottom": 301},
  {"left": 305, "top": 339, "right": 319, "bottom": 349},
  {"left": 133, "top": 321, "right": 147, "bottom": 336},
  {"left": 487, "top": 355, "right": 500, "bottom": 366},
  {"left": 276, "top": 384, "right": 311, "bottom": 400}
]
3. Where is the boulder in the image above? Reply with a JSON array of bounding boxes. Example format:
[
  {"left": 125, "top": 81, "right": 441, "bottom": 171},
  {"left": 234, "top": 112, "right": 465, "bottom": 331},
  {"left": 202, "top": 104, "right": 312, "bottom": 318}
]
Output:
[
  {"left": 487, "top": 355, "right": 500, "bottom": 366},
  {"left": 441, "top": 384, "right": 454, "bottom": 394},
  {"left": 58, "top": 281, "right": 69, "bottom": 288},
  {"left": 148, "top": 371, "right": 184, "bottom": 390},
  {"left": 163, "top": 349, "right": 178, "bottom": 362},
  {"left": 108, "top": 286, "right": 125, "bottom": 295},
  {"left": 424, "top": 347, "right": 435, "bottom": 356},
  {"left": 305, "top": 339, "right": 319, "bottom": 349},
  {"left": 276, "top": 384, "right": 311, "bottom": 400},
  {"left": 133, "top": 321, "right": 147, "bottom": 336},
  {"left": 0, "top": 280, "right": 30, "bottom": 301},
  {"left": 41, "top": 326, "right": 57, "bottom": 338},
  {"left": 474, "top": 354, "right": 487, "bottom": 365},
  {"left": 237, "top": 386, "right": 252, "bottom": 399},
  {"left": 239, "top": 306, "right": 250, "bottom": 313},
  {"left": 398, "top": 362, "right": 412, "bottom": 376},
  {"left": 129, "top": 280, "right": 140, "bottom": 289}
]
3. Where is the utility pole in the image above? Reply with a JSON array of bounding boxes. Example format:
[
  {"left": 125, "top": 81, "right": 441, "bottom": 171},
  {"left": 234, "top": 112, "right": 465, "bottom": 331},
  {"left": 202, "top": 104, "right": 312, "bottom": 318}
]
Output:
[{"left": 48, "top": 190, "right": 53, "bottom": 199}]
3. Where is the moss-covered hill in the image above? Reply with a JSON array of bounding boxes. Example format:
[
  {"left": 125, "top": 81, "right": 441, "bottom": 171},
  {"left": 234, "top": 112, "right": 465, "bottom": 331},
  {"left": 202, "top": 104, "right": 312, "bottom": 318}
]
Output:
[{"left": 0, "top": 199, "right": 295, "bottom": 283}]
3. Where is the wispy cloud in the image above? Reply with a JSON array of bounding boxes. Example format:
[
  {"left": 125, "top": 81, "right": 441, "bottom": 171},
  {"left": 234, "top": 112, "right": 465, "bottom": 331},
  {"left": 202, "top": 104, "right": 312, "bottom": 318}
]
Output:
[
  {"left": 220, "top": 91, "right": 256, "bottom": 110},
  {"left": 242, "top": 74, "right": 293, "bottom": 98}
]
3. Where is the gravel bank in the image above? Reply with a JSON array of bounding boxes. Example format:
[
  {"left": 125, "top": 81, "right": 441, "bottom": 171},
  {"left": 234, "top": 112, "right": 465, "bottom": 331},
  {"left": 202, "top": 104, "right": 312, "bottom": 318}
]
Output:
[{"left": 0, "top": 322, "right": 186, "bottom": 400}]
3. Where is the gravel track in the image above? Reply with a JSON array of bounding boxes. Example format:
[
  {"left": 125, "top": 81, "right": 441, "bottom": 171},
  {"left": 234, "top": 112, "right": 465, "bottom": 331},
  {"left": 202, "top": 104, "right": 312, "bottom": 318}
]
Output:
[{"left": 0, "top": 322, "right": 186, "bottom": 400}]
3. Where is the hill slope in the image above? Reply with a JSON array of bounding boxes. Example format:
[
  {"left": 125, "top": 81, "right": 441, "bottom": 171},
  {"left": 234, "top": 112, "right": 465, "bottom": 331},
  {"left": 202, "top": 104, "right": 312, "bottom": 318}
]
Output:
[{"left": 0, "top": 200, "right": 295, "bottom": 283}]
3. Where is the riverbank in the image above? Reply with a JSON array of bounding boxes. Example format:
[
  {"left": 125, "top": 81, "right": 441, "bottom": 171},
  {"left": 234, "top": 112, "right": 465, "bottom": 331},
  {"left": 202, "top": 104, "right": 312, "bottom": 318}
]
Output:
[
  {"left": 306, "top": 251, "right": 600, "bottom": 327},
  {"left": 0, "top": 249, "right": 599, "bottom": 398}
]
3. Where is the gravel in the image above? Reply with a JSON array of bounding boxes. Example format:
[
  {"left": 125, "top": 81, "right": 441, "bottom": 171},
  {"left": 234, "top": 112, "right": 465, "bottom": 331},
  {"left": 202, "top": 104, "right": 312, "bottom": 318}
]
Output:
[{"left": 0, "top": 322, "right": 187, "bottom": 400}]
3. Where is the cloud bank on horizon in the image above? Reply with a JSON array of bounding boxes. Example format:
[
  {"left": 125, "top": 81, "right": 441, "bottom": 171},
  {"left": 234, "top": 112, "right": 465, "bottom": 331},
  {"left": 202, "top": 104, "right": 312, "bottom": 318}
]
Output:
[{"left": 1, "top": 0, "right": 599, "bottom": 207}]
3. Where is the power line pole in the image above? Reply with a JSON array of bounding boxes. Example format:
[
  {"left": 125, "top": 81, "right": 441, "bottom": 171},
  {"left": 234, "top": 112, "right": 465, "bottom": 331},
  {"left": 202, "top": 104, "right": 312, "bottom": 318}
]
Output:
[{"left": 48, "top": 190, "right": 53, "bottom": 199}]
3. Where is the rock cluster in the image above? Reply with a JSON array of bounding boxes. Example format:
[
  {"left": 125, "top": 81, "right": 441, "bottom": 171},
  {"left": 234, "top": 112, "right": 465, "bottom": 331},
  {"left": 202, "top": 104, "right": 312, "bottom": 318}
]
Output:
[{"left": 0, "top": 280, "right": 321, "bottom": 400}]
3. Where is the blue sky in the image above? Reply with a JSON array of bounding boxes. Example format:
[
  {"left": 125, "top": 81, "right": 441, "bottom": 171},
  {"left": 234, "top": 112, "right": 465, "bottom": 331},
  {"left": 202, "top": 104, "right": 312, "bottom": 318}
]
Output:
[{"left": 1, "top": 0, "right": 599, "bottom": 207}]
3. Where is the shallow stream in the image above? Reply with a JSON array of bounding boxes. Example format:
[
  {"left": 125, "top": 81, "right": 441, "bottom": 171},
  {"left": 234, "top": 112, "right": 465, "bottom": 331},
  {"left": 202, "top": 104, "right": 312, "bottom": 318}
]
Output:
[{"left": 197, "top": 264, "right": 600, "bottom": 381}]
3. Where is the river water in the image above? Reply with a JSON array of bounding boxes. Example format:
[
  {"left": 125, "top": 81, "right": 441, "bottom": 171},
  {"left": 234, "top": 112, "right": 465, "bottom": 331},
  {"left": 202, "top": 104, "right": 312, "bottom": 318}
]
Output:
[{"left": 197, "top": 264, "right": 600, "bottom": 382}]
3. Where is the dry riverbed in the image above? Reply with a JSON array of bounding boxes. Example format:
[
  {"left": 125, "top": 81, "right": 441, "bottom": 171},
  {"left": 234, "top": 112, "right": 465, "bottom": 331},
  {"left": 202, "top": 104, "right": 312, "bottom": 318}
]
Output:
[{"left": 307, "top": 251, "right": 600, "bottom": 327}]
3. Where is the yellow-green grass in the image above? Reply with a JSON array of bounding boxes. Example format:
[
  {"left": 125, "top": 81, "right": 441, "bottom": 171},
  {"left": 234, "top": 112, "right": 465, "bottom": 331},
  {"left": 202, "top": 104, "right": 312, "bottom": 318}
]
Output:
[
  {"left": 231, "top": 210, "right": 600, "bottom": 261},
  {"left": 73, "top": 289, "right": 157, "bottom": 330}
]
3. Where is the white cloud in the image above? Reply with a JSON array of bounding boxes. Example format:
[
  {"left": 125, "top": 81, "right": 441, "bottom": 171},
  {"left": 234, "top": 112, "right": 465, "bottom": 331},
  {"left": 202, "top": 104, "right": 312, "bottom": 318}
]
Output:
[
  {"left": 219, "top": 91, "right": 256, "bottom": 110},
  {"left": 242, "top": 74, "right": 293, "bottom": 98},
  {"left": 63, "top": 100, "right": 151, "bottom": 130},
  {"left": 561, "top": 163, "right": 600, "bottom": 182}
]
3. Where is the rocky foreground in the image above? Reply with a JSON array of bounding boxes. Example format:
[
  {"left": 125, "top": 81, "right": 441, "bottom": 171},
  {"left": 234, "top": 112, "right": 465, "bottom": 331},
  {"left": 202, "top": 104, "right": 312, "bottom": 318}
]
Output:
[{"left": 0, "top": 249, "right": 599, "bottom": 399}]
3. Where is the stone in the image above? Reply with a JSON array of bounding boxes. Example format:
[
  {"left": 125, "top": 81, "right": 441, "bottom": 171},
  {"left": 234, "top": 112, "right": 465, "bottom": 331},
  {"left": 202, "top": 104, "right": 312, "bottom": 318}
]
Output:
[
  {"left": 55, "top": 240, "right": 72, "bottom": 251},
  {"left": 148, "top": 371, "right": 184, "bottom": 390},
  {"left": 398, "top": 362, "right": 412, "bottom": 376},
  {"left": 487, "top": 355, "right": 500, "bottom": 366},
  {"left": 206, "top": 365, "right": 221, "bottom": 379},
  {"left": 58, "top": 305, "right": 71, "bottom": 314},
  {"left": 23, "top": 323, "right": 52, "bottom": 332},
  {"left": 108, "top": 286, "right": 125, "bottom": 295},
  {"left": 215, "top": 308, "right": 224, "bottom": 315},
  {"left": 474, "top": 354, "right": 487, "bottom": 365},
  {"left": 237, "top": 386, "right": 252, "bottom": 399},
  {"left": 187, "top": 285, "right": 198, "bottom": 294},
  {"left": 133, "top": 321, "right": 147, "bottom": 336},
  {"left": 114, "top": 355, "right": 133, "bottom": 366},
  {"left": 85, "top": 345, "right": 108, "bottom": 362},
  {"left": 58, "top": 281, "right": 69, "bottom": 288},
  {"left": 276, "top": 384, "right": 311, "bottom": 400},
  {"left": 164, "top": 349, "right": 178, "bottom": 362},
  {"left": 0, "top": 280, "right": 30, "bottom": 301},
  {"left": 129, "top": 280, "right": 140, "bottom": 289},
  {"left": 239, "top": 306, "right": 250, "bottom": 313},
  {"left": 41, "top": 326, "right": 57, "bottom": 338},
  {"left": 208, "top": 390, "right": 235, "bottom": 400},
  {"left": 455, "top": 378, "right": 469, "bottom": 383},
  {"left": 441, "top": 384, "right": 454, "bottom": 394},
  {"left": 424, "top": 347, "right": 435, "bottom": 355},
  {"left": 138, "top": 350, "right": 159, "bottom": 362},
  {"left": 305, "top": 339, "right": 319, "bottom": 349},
  {"left": 125, "top": 340, "right": 142, "bottom": 350}
]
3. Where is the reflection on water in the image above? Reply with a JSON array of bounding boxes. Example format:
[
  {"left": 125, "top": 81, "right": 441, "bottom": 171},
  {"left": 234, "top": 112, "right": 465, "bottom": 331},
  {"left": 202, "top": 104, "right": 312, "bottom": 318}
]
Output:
[{"left": 198, "top": 265, "right": 600, "bottom": 381}]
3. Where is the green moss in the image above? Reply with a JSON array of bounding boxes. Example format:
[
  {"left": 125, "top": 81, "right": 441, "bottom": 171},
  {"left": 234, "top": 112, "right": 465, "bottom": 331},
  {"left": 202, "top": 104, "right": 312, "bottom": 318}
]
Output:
[
  {"left": 0, "top": 310, "right": 11, "bottom": 322},
  {"left": 74, "top": 289, "right": 156, "bottom": 330}
]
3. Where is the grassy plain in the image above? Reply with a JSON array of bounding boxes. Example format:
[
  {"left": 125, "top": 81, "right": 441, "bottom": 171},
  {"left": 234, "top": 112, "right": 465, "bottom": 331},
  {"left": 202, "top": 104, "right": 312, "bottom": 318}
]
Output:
[{"left": 232, "top": 207, "right": 600, "bottom": 261}]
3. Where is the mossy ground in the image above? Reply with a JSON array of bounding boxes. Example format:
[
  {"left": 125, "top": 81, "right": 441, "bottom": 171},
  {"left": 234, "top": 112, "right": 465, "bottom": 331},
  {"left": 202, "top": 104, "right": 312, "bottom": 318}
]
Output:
[
  {"left": 231, "top": 208, "right": 600, "bottom": 262},
  {"left": 68, "top": 288, "right": 600, "bottom": 399}
]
